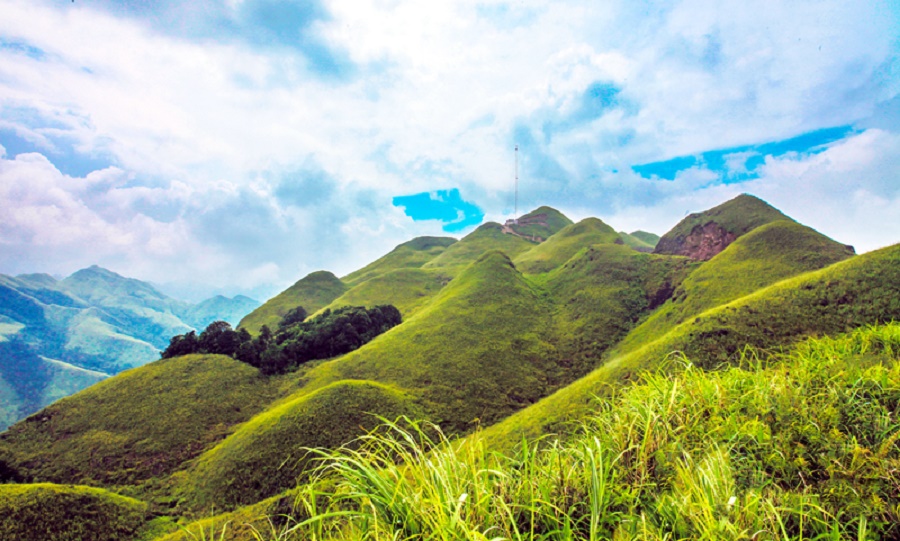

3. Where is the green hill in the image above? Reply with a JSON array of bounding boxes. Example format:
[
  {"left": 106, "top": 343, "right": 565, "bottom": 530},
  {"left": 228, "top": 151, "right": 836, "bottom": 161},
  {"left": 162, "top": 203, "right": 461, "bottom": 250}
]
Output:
[
  {"left": 618, "top": 230, "right": 659, "bottom": 251},
  {"left": 654, "top": 193, "right": 794, "bottom": 259},
  {"left": 540, "top": 243, "right": 697, "bottom": 380},
  {"left": 321, "top": 268, "right": 451, "bottom": 318},
  {"left": 0, "top": 354, "right": 280, "bottom": 487},
  {"left": 630, "top": 230, "right": 660, "bottom": 247},
  {"left": 238, "top": 271, "right": 347, "bottom": 334},
  {"left": 513, "top": 218, "right": 621, "bottom": 274},
  {"left": 0, "top": 483, "right": 148, "bottom": 541},
  {"left": 615, "top": 220, "right": 857, "bottom": 355},
  {"left": 181, "top": 380, "right": 421, "bottom": 511},
  {"left": 342, "top": 236, "right": 457, "bottom": 286},
  {"left": 482, "top": 241, "right": 900, "bottom": 449},
  {"left": 301, "top": 251, "right": 557, "bottom": 433},
  {"left": 422, "top": 223, "right": 537, "bottom": 273}
]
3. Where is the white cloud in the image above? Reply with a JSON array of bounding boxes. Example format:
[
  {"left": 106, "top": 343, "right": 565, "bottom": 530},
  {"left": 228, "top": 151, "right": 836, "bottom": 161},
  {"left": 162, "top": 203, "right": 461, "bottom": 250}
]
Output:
[
  {"left": 0, "top": 0, "right": 896, "bottom": 298},
  {"left": 597, "top": 129, "right": 900, "bottom": 252}
]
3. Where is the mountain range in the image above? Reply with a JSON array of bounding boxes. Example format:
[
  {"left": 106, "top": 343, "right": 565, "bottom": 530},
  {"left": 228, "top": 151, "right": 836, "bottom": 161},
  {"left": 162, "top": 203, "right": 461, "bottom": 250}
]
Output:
[
  {"left": 1, "top": 193, "right": 899, "bottom": 540},
  {"left": 0, "top": 267, "right": 260, "bottom": 430}
]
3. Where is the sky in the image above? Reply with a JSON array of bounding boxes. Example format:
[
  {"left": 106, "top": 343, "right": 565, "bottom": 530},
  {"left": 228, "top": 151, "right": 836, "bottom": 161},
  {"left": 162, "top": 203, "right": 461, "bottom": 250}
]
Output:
[{"left": 0, "top": 0, "right": 898, "bottom": 301}]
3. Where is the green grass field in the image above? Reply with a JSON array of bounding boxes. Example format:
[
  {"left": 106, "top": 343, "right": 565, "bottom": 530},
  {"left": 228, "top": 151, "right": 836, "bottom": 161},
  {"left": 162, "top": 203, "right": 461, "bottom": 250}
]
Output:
[
  {"left": 1, "top": 198, "right": 898, "bottom": 541},
  {"left": 298, "top": 250, "right": 558, "bottom": 433},
  {"left": 320, "top": 268, "right": 451, "bottom": 319}
]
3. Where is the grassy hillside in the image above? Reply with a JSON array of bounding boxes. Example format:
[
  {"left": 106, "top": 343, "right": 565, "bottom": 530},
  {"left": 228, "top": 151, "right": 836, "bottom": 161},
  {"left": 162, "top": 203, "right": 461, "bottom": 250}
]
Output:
[
  {"left": 342, "top": 236, "right": 456, "bottom": 286},
  {"left": 321, "top": 268, "right": 451, "bottom": 318},
  {"left": 541, "top": 243, "right": 697, "bottom": 380},
  {"left": 301, "top": 251, "right": 558, "bottom": 433},
  {"left": 0, "top": 354, "right": 280, "bottom": 487},
  {"left": 0, "top": 483, "right": 148, "bottom": 541},
  {"left": 513, "top": 218, "right": 621, "bottom": 274},
  {"left": 615, "top": 220, "right": 856, "bottom": 355},
  {"left": 422, "top": 223, "right": 537, "bottom": 273},
  {"left": 239, "top": 271, "right": 347, "bottom": 334},
  {"left": 654, "top": 193, "right": 793, "bottom": 257},
  {"left": 194, "top": 324, "right": 900, "bottom": 541},
  {"left": 181, "top": 380, "right": 421, "bottom": 511},
  {"left": 482, "top": 241, "right": 900, "bottom": 449}
]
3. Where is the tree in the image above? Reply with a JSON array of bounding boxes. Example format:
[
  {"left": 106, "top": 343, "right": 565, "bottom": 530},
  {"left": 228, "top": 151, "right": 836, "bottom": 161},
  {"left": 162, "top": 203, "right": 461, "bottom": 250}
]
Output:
[
  {"left": 278, "top": 306, "right": 308, "bottom": 329},
  {"left": 198, "top": 321, "right": 241, "bottom": 357},
  {"left": 161, "top": 330, "right": 199, "bottom": 358}
]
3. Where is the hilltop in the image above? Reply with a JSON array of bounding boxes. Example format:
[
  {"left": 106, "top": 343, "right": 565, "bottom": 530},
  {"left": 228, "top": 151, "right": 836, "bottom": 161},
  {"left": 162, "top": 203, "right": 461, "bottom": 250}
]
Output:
[
  {"left": 654, "top": 193, "right": 801, "bottom": 259},
  {"left": 2, "top": 194, "right": 899, "bottom": 540}
]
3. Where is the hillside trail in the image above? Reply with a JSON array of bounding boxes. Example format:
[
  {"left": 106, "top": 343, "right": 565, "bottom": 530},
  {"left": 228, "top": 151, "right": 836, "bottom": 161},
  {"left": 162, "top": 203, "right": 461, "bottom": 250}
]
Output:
[{"left": 502, "top": 214, "right": 548, "bottom": 242}]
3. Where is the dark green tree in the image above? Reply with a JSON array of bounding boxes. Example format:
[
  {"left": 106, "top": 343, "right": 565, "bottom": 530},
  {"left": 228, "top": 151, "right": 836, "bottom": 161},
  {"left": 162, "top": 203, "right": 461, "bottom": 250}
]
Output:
[
  {"left": 278, "top": 306, "right": 308, "bottom": 329},
  {"left": 161, "top": 330, "right": 199, "bottom": 358}
]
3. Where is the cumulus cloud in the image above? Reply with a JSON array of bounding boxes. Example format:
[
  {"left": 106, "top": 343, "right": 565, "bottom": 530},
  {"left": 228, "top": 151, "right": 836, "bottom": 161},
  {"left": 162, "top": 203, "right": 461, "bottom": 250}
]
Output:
[{"left": 0, "top": 0, "right": 896, "bottom": 299}]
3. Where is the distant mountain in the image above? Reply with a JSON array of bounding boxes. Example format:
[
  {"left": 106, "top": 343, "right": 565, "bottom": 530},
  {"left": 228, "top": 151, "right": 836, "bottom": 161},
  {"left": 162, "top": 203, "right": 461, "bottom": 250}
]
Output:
[
  {"left": 0, "top": 267, "right": 259, "bottom": 430},
  {"left": 181, "top": 295, "right": 261, "bottom": 329}
]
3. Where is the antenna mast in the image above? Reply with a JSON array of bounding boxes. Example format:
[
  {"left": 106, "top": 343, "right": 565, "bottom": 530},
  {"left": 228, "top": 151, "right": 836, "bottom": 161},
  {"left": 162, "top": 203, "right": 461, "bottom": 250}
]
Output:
[{"left": 514, "top": 144, "right": 518, "bottom": 220}]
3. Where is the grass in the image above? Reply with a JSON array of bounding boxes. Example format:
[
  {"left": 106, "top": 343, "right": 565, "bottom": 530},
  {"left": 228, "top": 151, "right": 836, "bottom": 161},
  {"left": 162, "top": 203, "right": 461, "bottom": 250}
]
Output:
[
  {"left": 0, "top": 354, "right": 281, "bottom": 489},
  {"left": 239, "top": 271, "right": 348, "bottom": 335},
  {"left": 423, "top": 223, "right": 538, "bottom": 273},
  {"left": 180, "top": 380, "right": 422, "bottom": 512},
  {"left": 166, "top": 323, "right": 900, "bottom": 541},
  {"left": 320, "top": 268, "right": 452, "bottom": 319},
  {"left": 0, "top": 482, "right": 148, "bottom": 541},
  {"left": 615, "top": 220, "right": 856, "bottom": 356},
  {"left": 513, "top": 218, "right": 621, "bottom": 275},
  {"left": 654, "top": 193, "right": 792, "bottom": 256},
  {"left": 341, "top": 236, "right": 457, "bottom": 286}
]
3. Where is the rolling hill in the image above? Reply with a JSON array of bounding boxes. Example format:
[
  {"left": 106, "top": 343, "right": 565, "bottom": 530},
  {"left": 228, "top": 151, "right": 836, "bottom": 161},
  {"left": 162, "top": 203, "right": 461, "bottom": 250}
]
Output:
[{"left": 1, "top": 193, "right": 899, "bottom": 540}]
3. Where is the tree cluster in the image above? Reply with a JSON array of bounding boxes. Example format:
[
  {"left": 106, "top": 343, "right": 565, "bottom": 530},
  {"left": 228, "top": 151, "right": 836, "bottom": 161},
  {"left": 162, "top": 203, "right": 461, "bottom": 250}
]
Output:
[{"left": 161, "top": 305, "right": 402, "bottom": 375}]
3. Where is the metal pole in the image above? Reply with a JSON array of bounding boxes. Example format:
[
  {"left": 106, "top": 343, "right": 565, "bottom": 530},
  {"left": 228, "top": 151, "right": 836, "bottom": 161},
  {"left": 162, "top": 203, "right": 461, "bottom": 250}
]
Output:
[{"left": 514, "top": 145, "right": 518, "bottom": 220}]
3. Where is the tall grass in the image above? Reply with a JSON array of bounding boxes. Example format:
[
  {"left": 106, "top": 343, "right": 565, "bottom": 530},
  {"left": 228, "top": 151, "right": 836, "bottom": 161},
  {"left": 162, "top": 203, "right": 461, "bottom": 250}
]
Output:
[{"left": 172, "top": 323, "right": 900, "bottom": 541}]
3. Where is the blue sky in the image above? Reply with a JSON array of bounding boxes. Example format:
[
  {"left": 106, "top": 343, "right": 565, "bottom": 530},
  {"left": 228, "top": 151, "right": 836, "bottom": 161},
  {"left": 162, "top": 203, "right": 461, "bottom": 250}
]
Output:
[{"left": 0, "top": 0, "right": 898, "bottom": 300}]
